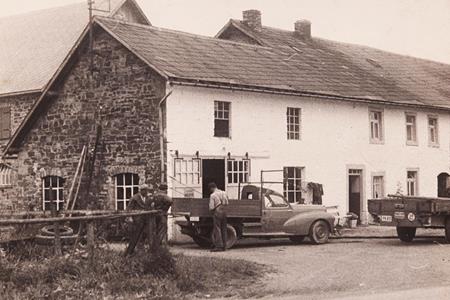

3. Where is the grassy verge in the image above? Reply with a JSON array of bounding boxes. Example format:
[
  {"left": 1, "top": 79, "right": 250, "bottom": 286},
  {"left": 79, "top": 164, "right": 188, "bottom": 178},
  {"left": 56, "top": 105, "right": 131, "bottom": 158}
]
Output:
[{"left": 0, "top": 244, "right": 265, "bottom": 299}]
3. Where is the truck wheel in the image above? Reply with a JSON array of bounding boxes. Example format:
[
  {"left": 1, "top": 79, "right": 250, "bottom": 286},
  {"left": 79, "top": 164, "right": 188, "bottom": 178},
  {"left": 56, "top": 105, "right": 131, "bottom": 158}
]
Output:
[
  {"left": 211, "top": 225, "right": 238, "bottom": 249},
  {"left": 396, "top": 226, "right": 416, "bottom": 242},
  {"left": 192, "top": 235, "right": 212, "bottom": 249},
  {"left": 289, "top": 236, "right": 305, "bottom": 244},
  {"left": 445, "top": 219, "right": 450, "bottom": 243},
  {"left": 309, "top": 220, "right": 330, "bottom": 244}
]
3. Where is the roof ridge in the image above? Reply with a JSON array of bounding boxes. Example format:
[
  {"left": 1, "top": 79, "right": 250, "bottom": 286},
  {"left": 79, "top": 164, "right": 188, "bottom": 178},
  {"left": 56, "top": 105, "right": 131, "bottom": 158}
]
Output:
[{"left": 95, "top": 16, "right": 273, "bottom": 50}]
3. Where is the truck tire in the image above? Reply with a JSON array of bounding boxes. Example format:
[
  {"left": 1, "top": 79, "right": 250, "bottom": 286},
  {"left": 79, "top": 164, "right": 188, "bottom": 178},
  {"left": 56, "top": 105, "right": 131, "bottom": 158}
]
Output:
[
  {"left": 396, "top": 226, "right": 416, "bottom": 242},
  {"left": 445, "top": 219, "right": 450, "bottom": 243},
  {"left": 211, "top": 225, "right": 238, "bottom": 249},
  {"left": 192, "top": 235, "right": 213, "bottom": 249},
  {"left": 309, "top": 220, "right": 330, "bottom": 244},
  {"left": 289, "top": 236, "right": 305, "bottom": 244}
]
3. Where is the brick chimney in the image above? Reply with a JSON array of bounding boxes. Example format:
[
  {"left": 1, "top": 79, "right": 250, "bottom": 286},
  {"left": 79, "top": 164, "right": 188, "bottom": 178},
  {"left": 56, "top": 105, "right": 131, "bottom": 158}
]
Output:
[
  {"left": 242, "top": 10, "right": 262, "bottom": 31},
  {"left": 294, "top": 20, "right": 312, "bottom": 39}
]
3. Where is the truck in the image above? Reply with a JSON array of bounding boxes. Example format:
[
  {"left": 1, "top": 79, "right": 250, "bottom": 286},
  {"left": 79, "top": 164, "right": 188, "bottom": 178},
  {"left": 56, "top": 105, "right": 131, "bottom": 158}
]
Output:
[
  {"left": 172, "top": 184, "right": 336, "bottom": 249},
  {"left": 368, "top": 194, "right": 450, "bottom": 242}
]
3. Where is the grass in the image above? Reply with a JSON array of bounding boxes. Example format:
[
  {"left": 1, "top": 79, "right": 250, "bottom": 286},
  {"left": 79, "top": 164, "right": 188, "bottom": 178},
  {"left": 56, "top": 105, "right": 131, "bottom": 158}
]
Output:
[{"left": 0, "top": 243, "right": 265, "bottom": 299}]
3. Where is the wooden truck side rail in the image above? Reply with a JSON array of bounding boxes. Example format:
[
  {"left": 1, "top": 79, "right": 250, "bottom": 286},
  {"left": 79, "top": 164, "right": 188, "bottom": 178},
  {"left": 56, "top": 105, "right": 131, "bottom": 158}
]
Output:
[{"left": 172, "top": 198, "right": 262, "bottom": 218}]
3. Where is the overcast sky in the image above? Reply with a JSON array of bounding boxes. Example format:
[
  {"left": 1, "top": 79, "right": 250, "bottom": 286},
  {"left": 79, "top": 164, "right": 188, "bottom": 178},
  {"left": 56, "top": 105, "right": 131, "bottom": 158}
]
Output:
[{"left": 1, "top": 0, "right": 449, "bottom": 64}]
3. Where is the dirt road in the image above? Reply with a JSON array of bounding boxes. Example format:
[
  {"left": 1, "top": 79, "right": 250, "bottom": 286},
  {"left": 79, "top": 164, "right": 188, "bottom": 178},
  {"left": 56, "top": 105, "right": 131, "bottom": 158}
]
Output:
[{"left": 173, "top": 235, "right": 450, "bottom": 299}]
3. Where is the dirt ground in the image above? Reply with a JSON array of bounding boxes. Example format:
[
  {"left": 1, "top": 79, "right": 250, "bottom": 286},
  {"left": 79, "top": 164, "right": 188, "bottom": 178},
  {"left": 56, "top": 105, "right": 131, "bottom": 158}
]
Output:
[{"left": 172, "top": 231, "right": 450, "bottom": 299}]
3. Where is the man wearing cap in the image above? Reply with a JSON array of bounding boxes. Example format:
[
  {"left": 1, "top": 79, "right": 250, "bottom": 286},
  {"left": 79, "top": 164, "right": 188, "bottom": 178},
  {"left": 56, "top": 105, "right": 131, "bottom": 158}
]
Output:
[
  {"left": 124, "top": 183, "right": 153, "bottom": 256},
  {"left": 153, "top": 183, "right": 173, "bottom": 246},
  {"left": 209, "top": 182, "right": 229, "bottom": 252}
]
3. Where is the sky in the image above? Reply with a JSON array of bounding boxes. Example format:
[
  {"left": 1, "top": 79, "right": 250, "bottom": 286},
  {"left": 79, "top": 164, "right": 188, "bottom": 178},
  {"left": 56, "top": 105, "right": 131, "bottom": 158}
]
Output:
[{"left": 1, "top": 0, "right": 449, "bottom": 64}]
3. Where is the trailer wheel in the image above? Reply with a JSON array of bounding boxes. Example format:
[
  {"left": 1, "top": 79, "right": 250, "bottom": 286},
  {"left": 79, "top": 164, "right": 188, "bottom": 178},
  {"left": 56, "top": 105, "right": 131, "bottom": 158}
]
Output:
[
  {"left": 211, "top": 225, "right": 238, "bottom": 249},
  {"left": 289, "top": 236, "right": 305, "bottom": 244},
  {"left": 192, "top": 235, "right": 213, "bottom": 249},
  {"left": 309, "top": 220, "right": 330, "bottom": 244},
  {"left": 396, "top": 226, "right": 416, "bottom": 242},
  {"left": 445, "top": 219, "right": 450, "bottom": 243}
]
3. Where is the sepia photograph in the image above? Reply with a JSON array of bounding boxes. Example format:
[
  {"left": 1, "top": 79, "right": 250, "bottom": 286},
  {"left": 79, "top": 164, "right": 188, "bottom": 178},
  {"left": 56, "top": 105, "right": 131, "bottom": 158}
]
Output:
[{"left": 0, "top": 0, "right": 449, "bottom": 299}]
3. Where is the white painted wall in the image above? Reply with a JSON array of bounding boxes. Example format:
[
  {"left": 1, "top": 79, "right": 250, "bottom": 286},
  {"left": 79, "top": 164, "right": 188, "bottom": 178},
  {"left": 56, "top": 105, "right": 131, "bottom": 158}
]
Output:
[{"left": 165, "top": 85, "right": 450, "bottom": 224}]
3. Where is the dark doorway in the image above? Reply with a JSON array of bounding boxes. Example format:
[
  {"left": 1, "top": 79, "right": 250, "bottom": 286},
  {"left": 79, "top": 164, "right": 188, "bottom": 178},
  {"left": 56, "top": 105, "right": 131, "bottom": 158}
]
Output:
[
  {"left": 202, "top": 159, "right": 226, "bottom": 198},
  {"left": 349, "top": 169, "right": 363, "bottom": 223},
  {"left": 438, "top": 173, "right": 450, "bottom": 197}
]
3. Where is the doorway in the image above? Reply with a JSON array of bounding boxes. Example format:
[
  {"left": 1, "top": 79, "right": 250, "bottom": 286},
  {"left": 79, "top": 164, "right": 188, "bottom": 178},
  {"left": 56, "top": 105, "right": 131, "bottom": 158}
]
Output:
[
  {"left": 438, "top": 173, "right": 450, "bottom": 197},
  {"left": 348, "top": 169, "right": 363, "bottom": 223},
  {"left": 202, "top": 159, "right": 225, "bottom": 198}
]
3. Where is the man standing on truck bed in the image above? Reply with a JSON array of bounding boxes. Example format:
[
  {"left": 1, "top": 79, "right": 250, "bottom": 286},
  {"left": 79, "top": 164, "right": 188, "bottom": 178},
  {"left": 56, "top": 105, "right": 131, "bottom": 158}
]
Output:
[{"left": 209, "top": 182, "right": 229, "bottom": 252}]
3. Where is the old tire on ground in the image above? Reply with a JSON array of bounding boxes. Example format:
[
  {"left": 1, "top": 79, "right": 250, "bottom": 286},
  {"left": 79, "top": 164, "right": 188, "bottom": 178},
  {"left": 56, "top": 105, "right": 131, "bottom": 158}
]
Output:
[
  {"left": 309, "top": 220, "right": 330, "bottom": 244},
  {"left": 289, "top": 236, "right": 306, "bottom": 244},
  {"left": 445, "top": 219, "right": 450, "bottom": 243},
  {"left": 192, "top": 235, "right": 213, "bottom": 249},
  {"left": 396, "top": 226, "right": 416, "bottom": 242},
  {"left": 211, "top": 225, "right": 238, "bottom": 249},
  {"left": 34, "top": 234, "right": 79, "bottom": 246},
  {"left": 40, "top": 225, "right": 74, "bottom": 237}
]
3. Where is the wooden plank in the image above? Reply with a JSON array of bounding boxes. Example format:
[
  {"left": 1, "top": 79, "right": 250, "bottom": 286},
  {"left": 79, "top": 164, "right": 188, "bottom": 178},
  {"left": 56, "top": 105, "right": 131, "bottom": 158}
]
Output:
[
  {"left": 87, "top": 221, "right": 95, "bottom": 265},
  {"left": 65, "top": 146, "right": 86, "bottom": 211}
]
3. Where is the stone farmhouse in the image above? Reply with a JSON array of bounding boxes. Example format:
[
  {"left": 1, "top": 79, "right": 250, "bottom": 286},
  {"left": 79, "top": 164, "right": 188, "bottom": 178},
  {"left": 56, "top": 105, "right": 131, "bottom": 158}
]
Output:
[{"left": 1, "top": 3, "right": 450, "bottom": 227}]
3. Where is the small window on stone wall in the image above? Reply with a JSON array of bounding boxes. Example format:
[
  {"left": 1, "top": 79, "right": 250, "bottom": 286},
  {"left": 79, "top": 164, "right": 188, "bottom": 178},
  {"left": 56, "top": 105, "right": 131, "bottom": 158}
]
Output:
[
  {"left": 115, "top": 173, "right": 140, "bottom": 210},
  {"left": 42, "top": 176, "right": 65, "bottom": 211},
  {"left": 0, "top": 164, "right": 12, "bottom": 187}
]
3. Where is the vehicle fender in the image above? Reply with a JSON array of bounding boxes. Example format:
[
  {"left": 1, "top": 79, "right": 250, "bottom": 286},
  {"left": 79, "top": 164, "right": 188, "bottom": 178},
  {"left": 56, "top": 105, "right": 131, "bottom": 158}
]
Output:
[{"left": 283, "top": 211, "right": 335, "bottom": 235}]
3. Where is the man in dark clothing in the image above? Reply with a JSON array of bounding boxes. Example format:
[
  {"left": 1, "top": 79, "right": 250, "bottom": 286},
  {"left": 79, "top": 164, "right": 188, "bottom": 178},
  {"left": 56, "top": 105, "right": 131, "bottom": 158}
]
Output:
[
  {"left": 208, "top": 182, "right": 229, "bottom": 252},
  {"left": 153, "top": 183, "right": 173, "bottom": 246},
  {"left": 124, "top": 184, "right": 153, "bottom": 256}
]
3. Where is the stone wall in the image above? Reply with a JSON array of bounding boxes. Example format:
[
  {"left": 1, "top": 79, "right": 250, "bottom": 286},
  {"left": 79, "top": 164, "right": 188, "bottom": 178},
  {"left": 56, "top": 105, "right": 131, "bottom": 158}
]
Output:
[{"left": 10, "top": 27, "right": 166, "bottom": 211}]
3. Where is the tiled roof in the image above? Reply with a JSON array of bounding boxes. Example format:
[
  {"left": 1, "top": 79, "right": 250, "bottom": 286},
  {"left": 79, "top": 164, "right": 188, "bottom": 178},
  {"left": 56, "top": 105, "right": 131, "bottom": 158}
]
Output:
[
  {"left": 0, "top": 0, "right": 147, "bottom": 96},
  {"left": 98, "top": 17, "right": 450, "bottom": 108}
]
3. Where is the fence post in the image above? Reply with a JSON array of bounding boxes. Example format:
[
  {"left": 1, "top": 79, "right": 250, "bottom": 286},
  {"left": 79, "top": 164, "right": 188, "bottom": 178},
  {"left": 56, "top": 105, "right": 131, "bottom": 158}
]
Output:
[
  {"left": 148, "top": 213, "right": 158, "bottom": 252},
  {"left": 49, "top": 186, "right": 62, "bottom": 256},
  {"left": 87, "top": 221, "right": 95, "bottom": 264}
]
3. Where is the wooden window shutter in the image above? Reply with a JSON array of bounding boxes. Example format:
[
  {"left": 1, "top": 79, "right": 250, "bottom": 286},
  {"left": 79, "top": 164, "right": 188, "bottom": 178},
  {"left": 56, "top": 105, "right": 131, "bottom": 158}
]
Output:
[{"left": 0, "top": 106, "right": 11, "bottom": 139}]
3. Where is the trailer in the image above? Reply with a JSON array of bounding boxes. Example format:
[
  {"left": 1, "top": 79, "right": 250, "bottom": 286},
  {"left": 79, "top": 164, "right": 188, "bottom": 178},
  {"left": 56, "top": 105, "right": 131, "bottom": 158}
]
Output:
[
  {"left": 172, "top": 184, "right": 336, "bottom": 249},
  {"left": 368, "top": 194, "right": 450, "bottom": 242}
]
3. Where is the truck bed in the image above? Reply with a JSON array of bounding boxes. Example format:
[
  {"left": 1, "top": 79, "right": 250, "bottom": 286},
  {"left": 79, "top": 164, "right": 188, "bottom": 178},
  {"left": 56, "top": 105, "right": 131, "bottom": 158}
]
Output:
[{"left": 172, "top": 198, "right": 262, "bottom": 218}]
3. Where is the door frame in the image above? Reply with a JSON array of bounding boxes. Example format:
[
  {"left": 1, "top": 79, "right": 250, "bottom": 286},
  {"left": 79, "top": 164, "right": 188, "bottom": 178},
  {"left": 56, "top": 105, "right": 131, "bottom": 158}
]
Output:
[{"left": 346, "top": 164, "right": 366, "bottom": 224}]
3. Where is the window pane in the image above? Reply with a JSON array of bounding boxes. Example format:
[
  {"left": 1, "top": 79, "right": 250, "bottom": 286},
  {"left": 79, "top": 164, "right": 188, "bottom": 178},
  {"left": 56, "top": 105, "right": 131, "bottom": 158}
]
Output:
[
  {"left": 125, "top": 174, "right": 132, "bottom": 185},
  {"left": 117, "top": 174, "right": 124, "bottom": 185},
  {"left": 126, "top": 187, "right": 132, "bottom": 199},
  {"left": 117, "top": 201, "right": 124, "bottom": 211},
  {"left": 117, "top": 187, "right": 124, "bottom": 200},
  {"left": 214, "top": 119, "right": 229, "bottom": 137}
]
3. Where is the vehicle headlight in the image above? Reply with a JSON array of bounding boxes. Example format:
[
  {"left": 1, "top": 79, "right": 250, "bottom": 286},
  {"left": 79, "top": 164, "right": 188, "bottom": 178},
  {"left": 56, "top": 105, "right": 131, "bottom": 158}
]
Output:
[{"left": 407, "top": 213, "right": 416, "bottom": 222}]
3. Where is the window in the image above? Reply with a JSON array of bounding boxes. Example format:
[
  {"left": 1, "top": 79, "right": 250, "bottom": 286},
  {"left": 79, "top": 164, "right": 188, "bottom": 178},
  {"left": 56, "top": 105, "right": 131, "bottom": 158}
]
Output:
[
  {"left": 428, "top": 116, "right": 439, "bottom": 146},
  {"left": 369, "top": 110, "right": 383, "bottom": 143},
  {"left": 265, "top": 193, "right": 289, "bottom": 208},
  {"left": 174, "top": 159, "right": 201, "bottom": 185},
  {"left": 227, "top": 159, "right": 250, "bottom": 184},
  {"left": 115, "top": 173, "right": 139, "bottom": 210},
  {"left": 405, "top": 113, "right": 417, "bottom": 144},
  {"left": 287, "top": 107, "right": 301, "bottom": 140},
  {"left": 407, "top": 171, "right": 418, "bottom": 196},
  {"left": 283, "top": 167, "right": 303, "bottom": 203},
  {"left": 0, "top": 164, "right": 12, "bottom": 187},
  {"left": 214, "top": 101, "right": 230, "bottom": 137},
  {"left": 372, "top": 175, "right": 384, "bottom": 198},
  {"left": 42, "top": 176, "right": 64, "bottom": 211},
  {"left": 0, "top": 106, "right": 11, "bottom": 140}
]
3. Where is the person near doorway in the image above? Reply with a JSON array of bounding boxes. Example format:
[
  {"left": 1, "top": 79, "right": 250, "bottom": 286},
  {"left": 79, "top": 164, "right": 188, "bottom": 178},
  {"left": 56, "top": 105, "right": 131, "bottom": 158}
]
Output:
[
  {"left": 208, "top": 182, "right": 229, "bottom": 252},
  {"left": 153, "top": 183, "right": 173, "bottom": 246},
  {"left": 124, "top": 183, "right": 153, "bottom": 256}
]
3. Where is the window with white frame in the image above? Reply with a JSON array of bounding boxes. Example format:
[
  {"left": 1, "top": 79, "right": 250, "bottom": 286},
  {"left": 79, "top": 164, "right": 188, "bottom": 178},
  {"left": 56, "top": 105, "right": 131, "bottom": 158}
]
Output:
[
  {"left": 0, "top": 164, "right": 12, "bottom": 187},
  {"left": 174, "top": 159, "right": 201, "bottom": 185},
  {"left": 287, "top": 107, "right": 301, "bottom": 140},
  {"left": 428, "top": 116, "right": 439, "bottom": 146},
  {"left": 227, "top": 159, "right": 250, "bottom": 184},
  {"left": 42, "top": 176, "right": 64, "bottom": 211},
  {"left": 283, "top": 167, "right": 303, "bottom": 203},
  {"left": 214, "top": 101, "right": 231, "bottom": 137},
  {"left": 407, "top": 170, "right": 418, "bottom": 196},
  {"left": 372, "top": 175, "right": 384, "bottom": 198},
  {"left": 115, "top": 173, "right": 139, "bottom": 210},
  {"left": 405, "top": 113, "right": 417, "bottom": 144},
  {"left": 369, "top": 110, "right": 383, "bottom": 143}
]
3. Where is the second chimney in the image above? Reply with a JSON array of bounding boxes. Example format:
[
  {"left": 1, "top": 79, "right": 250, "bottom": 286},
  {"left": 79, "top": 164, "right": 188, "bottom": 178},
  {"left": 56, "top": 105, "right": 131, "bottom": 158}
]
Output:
[
  {"left": 294, "top": 20, "right": 312, "bottom": 39},
  {"left": 243, "top": 10, "right": 262, "bottom": 31}
]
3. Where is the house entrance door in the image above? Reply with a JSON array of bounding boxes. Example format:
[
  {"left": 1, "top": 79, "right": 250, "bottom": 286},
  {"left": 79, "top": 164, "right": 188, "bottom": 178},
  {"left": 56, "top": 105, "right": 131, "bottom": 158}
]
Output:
[{"left": 202, "top": 159, "right": 226, "bottom": 198}]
